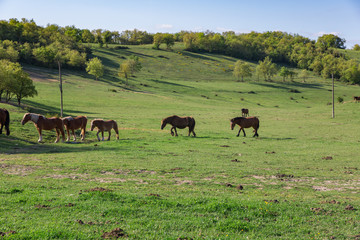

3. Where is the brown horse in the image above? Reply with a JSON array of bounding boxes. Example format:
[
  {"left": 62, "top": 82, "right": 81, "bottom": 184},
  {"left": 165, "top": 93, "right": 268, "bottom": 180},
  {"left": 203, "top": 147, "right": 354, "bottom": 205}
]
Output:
[
  {"left": 354, "top": 96, "right": 360, "bottom": 102},
  {"left": 90, "top": 119, "right": 119, "bottom": 141},
  {"left": 241, "top": 108, "right": 249, "bottom": 117},
  {"left": 161, "top": 115, "right": 196, "bottom": 137},
  {"left": 21, "top": 113, "right": 65, "bottom": 143},
  {"left": 62, "top": 116, "right": 87, "bottom": 142},
  {"left": 230, "top": 116, "right": 259, "bottom": 137},
  {"left": 0, "top": 108, "right": 10, "bottom": 136}
]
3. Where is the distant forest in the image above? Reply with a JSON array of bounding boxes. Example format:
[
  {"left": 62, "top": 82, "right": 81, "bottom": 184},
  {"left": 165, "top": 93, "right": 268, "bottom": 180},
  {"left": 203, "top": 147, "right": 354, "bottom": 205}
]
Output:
[{"left": 0, "top": 18, "right": 359, "bottom": 84}]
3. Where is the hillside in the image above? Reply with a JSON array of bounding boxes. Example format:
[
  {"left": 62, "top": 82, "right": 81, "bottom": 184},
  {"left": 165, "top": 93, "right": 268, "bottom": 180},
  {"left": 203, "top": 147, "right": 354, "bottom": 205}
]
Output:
[{"left": 0, "top": 44, "right": 360, "bottom": 239}]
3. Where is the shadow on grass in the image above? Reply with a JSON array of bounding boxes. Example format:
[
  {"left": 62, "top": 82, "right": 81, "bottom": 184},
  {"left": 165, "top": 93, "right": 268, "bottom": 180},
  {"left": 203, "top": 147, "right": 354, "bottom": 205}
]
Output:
[
  {"left": 251, "top": 81, "right": 324, "bottom": 91},
  {"left": 149, "top": 79, "right": 194, "bottom": 88},
  {"left": 0, "top": 135, "right": 121, "bottom": 155},
  {"left": 21, "top": 100, "right": 95, "bottom": 116}
]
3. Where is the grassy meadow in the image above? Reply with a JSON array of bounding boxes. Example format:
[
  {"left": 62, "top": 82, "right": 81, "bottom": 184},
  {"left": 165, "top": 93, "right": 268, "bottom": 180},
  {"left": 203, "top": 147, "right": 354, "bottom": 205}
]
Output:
[{"left": 0, "top": 43, "right": 359, "bottom": 239}]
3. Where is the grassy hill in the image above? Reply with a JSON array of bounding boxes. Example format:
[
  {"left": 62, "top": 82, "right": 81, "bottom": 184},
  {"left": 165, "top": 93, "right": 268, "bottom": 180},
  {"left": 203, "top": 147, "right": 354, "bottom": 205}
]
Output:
[{"left": 0, "top": 43, "right": 359, "bottom": 239}]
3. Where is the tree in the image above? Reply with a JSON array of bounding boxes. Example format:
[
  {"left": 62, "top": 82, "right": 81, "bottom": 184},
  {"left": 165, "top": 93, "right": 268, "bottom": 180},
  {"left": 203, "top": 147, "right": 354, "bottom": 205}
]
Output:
[
  {"left": 353, "top": 44, "right": 360, "bottom": 51},
  {"left": 86, "top": 57, "right": 104, "bottom": 81},
  {"left": 162, "top": 33, "right": 175, "bottom": 50},
  {"left": 118, "top": 56, "right": 142, "bottom": 84},
  {"left": 279, "top": 66, "right": 290, "bottom": 81},
  {"left": 153, "top": 33, "right": 163, "bottom": 49},
  {"left": 257, "top": 56, "right": 278, "bottom": 80},
  {"left": 0, "top": 59, "right": 37, "bottom": 105},
  {"left": 316, "top": 34, "right": 346, "bottom": 50},
  {"left": 233, "top": 60, "right": 252, "bottom": 81},
  {"left": 299, "top": 69, "right": 310, "bottom": 82}
]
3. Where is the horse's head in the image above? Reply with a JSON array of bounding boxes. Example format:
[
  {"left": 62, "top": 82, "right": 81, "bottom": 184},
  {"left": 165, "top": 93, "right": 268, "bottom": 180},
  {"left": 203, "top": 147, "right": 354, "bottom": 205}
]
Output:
[
  {"left": 230, "top": 118, "right": 236, "bottom": 130},
  {"left": 90, "top": 120, "right": 95, "bottom": 131},
  {"left": 21, "top": 113, "right": 31, "bottom": 125},
  {"left": 160, "top": 118, "right": 167, "bottom": 130}
]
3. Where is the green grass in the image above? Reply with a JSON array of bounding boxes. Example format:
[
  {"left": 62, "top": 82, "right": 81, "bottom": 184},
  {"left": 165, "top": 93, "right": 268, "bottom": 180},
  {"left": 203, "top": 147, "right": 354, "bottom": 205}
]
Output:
[{"left": 0, "top": 43, "right": 359, "bottom": 239}]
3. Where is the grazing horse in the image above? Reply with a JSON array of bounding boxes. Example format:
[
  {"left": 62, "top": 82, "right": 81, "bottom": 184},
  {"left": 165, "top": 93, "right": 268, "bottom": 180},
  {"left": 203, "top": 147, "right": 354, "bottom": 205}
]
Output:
[
  {"left": 90, "top": 119, "right": 119, "bottom": 141},
  {"left": 0, "top": 108, "right": 10, "bottom": 136},
  {"left": 62, "top": 116, "right": 87, "bottom": 142},
  {"left": 21, "top": 113, "right": 65, "bottom": 143},
  {"left": 230, "top": 116, "right": 259, "bottom": 137},
  {"left": 354, "top": 96, "right": 360, "bottom": 102},
  {"left": 161, "top": 115, "right": 196, "bottom": 137},
  {"left": 241, "top": 108, "right": 249, "bottom": 117}
]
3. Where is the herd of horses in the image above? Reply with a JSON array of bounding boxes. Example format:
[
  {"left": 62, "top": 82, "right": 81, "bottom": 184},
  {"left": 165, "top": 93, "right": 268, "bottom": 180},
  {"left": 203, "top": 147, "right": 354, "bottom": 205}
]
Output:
[{"left": 0, "top": 108, "right": 260, "bottom": 143}]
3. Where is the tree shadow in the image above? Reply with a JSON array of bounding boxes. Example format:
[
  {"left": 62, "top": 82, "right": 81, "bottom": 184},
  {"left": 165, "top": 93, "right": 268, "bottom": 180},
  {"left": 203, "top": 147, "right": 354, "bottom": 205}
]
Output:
[
  {"left": 251, "top": 81, "right": 324, "bottom": 90},
  {"left": 21, "top": 100, "right": 95, "bottom": 116},
  {"left": 148, "top": 79, "right": 194, "bottom": 88}
]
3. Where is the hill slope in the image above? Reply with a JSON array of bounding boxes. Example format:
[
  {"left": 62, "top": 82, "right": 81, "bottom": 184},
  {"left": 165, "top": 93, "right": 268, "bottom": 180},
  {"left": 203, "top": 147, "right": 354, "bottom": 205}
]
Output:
[{"left": 0, "top": 44, "right": 359, "bottom": 239}]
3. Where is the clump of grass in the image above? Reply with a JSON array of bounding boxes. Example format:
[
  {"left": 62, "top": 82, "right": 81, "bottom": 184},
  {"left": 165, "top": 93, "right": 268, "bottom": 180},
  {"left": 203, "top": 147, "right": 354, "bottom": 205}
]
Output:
[
  {"left": 337, "top": 96, "right": 344, "bottom": 103},
  {"left": 289, "top": 89, "right": 301, "bottom": 93}
]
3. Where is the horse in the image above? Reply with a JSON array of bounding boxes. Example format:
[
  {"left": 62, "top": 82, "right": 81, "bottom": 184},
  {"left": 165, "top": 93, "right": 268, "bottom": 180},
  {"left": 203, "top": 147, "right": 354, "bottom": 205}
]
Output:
[
  {"left": 230, "top": 116, "right": 259, "bottom": 137},
  {"left": 62, "top": 116, "right": 87, "bottom": 142},
  {"left": 161, "top": 115, "right": 196, "bottom": 137},
  {"left": 354, "top": 96, "right": 360, "bottom": 102},
  {"left": 0, "top": 108, "right": 10, "bottom": 136},
  {"left": 241, "top": 108, "right": 249, "bottom": 117},
  {"left": 21, "top": 113, "right": 65, "bottom": 143},
  {"left": 90, "top": 119, "right": 119, "bottom": 141}
]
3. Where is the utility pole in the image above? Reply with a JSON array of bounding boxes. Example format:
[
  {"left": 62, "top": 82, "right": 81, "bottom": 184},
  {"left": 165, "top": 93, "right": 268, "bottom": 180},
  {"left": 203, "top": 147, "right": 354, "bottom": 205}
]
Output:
[
  {"left": 332, "top": 73, "right": 335, "bottom": 118},
  {"left": 58, "top": 60, "right": 63, "bottom": 117}
]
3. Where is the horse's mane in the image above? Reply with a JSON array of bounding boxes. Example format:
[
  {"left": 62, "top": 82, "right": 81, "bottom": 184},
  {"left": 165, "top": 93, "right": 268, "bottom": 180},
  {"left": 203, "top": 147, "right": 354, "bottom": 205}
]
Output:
[{"left": 232, "top": 117, "right": 245, "bottom": 121}]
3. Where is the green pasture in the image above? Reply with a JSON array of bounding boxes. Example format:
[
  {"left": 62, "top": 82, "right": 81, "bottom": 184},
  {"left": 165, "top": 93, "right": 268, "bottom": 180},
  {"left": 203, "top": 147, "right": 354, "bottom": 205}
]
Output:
[{"left": 0, "top": 44, "right": 359, "bottom": 239}]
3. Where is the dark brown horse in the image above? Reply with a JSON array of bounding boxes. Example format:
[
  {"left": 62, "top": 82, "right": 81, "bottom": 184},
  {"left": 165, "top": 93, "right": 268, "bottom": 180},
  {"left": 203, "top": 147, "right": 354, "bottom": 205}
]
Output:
[
  {"left": 230, "top": 116, "right": 259, "bottom": 137},
  {"left": 241, "top": 108, "right": 249, "bottom": 117},
  {"left": 90, "top": 119, "right": 119, "bottom": 141},
  {"left": 354, "top": 96, "right": 360, "bottom": 102},
  {"left": 0, "top": 108, "right": 10, "bottom": 136},
  {"left": 161, "top": 115, "right": 196, "bottom": 137},
  {"left": 21, "top": 113, "right": 65, "bottom": 143},
  {"left": 62, "top": 116, "right": 87, "bottom": 142}
]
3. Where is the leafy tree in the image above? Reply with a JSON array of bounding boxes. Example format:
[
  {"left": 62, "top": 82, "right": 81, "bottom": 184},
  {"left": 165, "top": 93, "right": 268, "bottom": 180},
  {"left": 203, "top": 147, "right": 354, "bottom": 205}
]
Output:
[
  {"left": 233, "top": 60, "right": 252, "bottom": 81},
  {"left": 316, "top": 34, "right": 346, "bottom": 50},
  {"left": 279, "top": 67, "right": 290, "bottom": 81},
  {"left": 86, "top": 57, "right": 104, "bottom": 81},
  {"left": 162, "top": 33, "right": 175, "bottom": 50},
  {"left": 153, "top": 33, "right": 163, "bottom": 49},
  {"left": 81, "top": 29, "right": 95, "bottom": 43},
  {"left": 0, "top": 59, "right": 37, "bottom": 105},
  {"left": 299, "top": 69, "right": 310, "bottom": 82},
  {"left": 102, "top": 30, "right": 112, "bottom": 47},
  {"left": 257, "top": 56, "right": 278, "bottom": 80},
  {"left": 353, "top": 44, "right": 360, "bottom": 51},
  {"left": 118, "top": 56, "right": 142, "bottom": 84}
]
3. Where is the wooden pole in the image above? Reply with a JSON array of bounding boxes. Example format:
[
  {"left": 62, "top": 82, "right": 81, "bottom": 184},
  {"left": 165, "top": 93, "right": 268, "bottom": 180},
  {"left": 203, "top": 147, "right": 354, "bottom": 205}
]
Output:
[
  {"left": 332, "top": 73, "right": 335, "bottom": 118},
  {"left": 58, "top": 60, "right": 63, "bottom": 118}
]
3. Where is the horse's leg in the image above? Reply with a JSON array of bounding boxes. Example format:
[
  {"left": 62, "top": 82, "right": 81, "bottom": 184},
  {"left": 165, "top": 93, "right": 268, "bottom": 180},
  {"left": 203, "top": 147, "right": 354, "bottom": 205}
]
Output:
[
  {"left": 66, "top": 127, "right": 70, "bottom": 142},
  {"left": 96, "top": 130, "right": 101, "bottom": 141},
  {"left": 114, "top": 128, "right": 119, "bottom": 140},
  {"left": 242, "top": 128, "right": 246, "bottom": 137},
  {"left": 174, "top": 127, "right": 178, "bottom": 136},
  {"left": 0, "top": 123, "right": 3, "bottom": 134},
  {"left": 101, "top": 130, "right": 105, "bottom": 141},
  {"left": 107, "top": 130, "right": 111, "bottom": 141},
  {"left": 72, "top": 129, "right": 76, "bottom": 142},
  {"left": 37, "top": 128, "right": 43, "bottom": 142},
  {"left": 55, "top": 128, "right": 60, "bottom": 143},
  {"left": 170, "top": 127, "right": 175, "bottom": 136},
  {"left": 81, "top": 127, "right": 85, "bottom": 141},
  {"left": 236, "top": 127, "right": 242, "bottom": 137}
]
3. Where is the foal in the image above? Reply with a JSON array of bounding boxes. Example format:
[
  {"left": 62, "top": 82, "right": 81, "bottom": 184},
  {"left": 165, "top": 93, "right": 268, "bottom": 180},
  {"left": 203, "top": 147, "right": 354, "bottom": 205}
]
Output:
[{"left": 90, "top": 119, "right": 119, "bottom": 141}]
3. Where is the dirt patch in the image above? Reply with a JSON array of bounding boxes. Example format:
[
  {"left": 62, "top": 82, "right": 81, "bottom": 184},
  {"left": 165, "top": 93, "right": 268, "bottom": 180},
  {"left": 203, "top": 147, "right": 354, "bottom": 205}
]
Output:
[
  {"left": 147, "top": 193, "right": 161, "bottom": 197},
  {"left": 175, "top": 180, "right": 193, "bottom": 185},
  {"left": 265, "top": 151, "right": 276, "bottom": 154},
  {"left": 1, "top": 164, "right": 37, "bottom": 176},
  {"left": 34, "top": 204, "right": 51, "bottom": 210},
  {"left": 85, "top": 187, "right": 111, "bottom": 192},
  {"left": 0, "top": 231, "right": 16, "bottom": 237},
  {"left": 322, "top": 156, "right": 333, "bottom": 160},
  {"left": 220, "top": 145, "right": 230, "bottom": 147},
  {"left": 276, "top": 174, "right": 294, "bottom": 179},
  {"left": 101, "top": 228, "right": 127, "bottom": 239},
  {"left": 345, "top": 205, "right": 356, "bottom": 211},
  {"left": 170, "top": 167, "right": 183, "bottom": 171},
  {"left": 321, "top": 200, "right": 340, "bottom": 204},
  {"left": 65, "top": 203, "right": 75, "bottom": 207},
  {"left": 26, "top": 70, "right": 58, "bottom": 83}
]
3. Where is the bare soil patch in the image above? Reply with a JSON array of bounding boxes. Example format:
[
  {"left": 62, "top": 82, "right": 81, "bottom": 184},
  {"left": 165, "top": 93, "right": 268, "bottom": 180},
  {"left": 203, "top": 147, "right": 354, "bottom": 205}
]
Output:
[{"left": 101, "top": 228, "right": 127, "bottom": 239}]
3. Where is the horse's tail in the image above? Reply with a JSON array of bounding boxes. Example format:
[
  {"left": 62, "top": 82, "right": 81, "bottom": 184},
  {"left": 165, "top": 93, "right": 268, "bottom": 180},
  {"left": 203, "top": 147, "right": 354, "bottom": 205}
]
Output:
[
  {"left": 4, "top": 109, "right": 10, "bottom": 136},
  {"left": 254, "top": 117, "right": 260, "bottom": 131},
  {"left": 113, "top": 121, "right": 119, "bottom": 139},
  {"left": 189, "top": 117, "right": 195, "bottom": 131}
]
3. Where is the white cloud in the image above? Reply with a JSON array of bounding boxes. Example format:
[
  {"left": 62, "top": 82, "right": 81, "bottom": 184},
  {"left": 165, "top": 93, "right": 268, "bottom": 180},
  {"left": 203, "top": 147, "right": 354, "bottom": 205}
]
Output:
[
  {"left": 156, "top": 24, "right": 173, "bottom": 30},
  {"left": 314, "top": 31, "right": 341, "bottom": 37}
]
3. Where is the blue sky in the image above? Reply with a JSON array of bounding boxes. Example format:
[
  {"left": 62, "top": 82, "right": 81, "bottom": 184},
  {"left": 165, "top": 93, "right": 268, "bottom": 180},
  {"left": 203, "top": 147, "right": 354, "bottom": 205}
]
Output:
[{"left": 1, "top": 0, "right": 359, "bottom": 47}]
